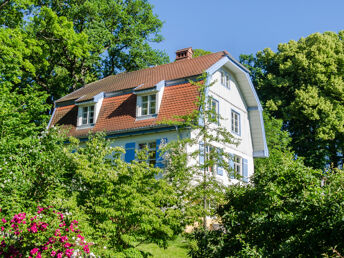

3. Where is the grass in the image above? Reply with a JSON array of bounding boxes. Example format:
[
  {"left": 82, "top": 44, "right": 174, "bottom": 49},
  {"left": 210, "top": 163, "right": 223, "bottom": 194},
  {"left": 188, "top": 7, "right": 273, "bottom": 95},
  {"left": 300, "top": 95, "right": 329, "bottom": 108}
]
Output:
[{"left": 138, "top": 236, "right": 189, "bottom": 258}]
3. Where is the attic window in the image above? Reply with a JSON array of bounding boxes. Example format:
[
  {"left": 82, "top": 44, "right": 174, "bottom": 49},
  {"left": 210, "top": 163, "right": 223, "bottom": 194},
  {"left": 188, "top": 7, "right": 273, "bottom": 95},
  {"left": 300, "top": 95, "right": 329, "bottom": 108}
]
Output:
[
  {"left": 221, "top": 71, "right": 231, "bottom": 88},
  {"left": 138, "top": 94, "right": 157, "bottom": 117},
  {"left": 81, "top": 105, "right": 94, "bottom": 125}
]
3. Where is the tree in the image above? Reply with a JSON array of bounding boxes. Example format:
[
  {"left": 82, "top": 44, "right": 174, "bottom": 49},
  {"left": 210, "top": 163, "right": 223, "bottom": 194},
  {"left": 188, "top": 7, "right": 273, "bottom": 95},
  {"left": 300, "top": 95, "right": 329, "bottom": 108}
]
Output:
[
  {"left": 162, "top": 74, "right": 237, "bottom": 230},
  {"left": 192, "top": 49, "right": 212, "bottom": 58},
  {"left": 67, "top": 134, "right": 184, "bottom": 256},
  {"left": 0, "top": 0, "right": 169, "bottom": 105},
  {"left": 240, "top": 31, "right": 344, "bottom": 169},
  {"left": 188, "top": 114, "right": 344, "bottom": 257},
  {"left": 37, "top": 0, "right": 169, "bottom": 76},
  {"left": 0, "top": 128, "right": 185, "bottom": 256}
]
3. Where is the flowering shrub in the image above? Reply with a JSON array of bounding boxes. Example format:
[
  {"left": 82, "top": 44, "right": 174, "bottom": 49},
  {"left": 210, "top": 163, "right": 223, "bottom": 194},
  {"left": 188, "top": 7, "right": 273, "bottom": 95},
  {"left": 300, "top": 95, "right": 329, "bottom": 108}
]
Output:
[{"left": 0, "top": 207, "right": 93, "bottom": 257}]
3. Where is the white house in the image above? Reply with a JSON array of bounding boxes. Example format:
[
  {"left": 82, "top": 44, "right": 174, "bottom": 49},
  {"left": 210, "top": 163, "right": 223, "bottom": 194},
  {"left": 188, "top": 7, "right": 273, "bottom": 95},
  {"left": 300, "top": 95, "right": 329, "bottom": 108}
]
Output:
[{"left": 49, "top": 47, "right": 268, "bottom": 184}]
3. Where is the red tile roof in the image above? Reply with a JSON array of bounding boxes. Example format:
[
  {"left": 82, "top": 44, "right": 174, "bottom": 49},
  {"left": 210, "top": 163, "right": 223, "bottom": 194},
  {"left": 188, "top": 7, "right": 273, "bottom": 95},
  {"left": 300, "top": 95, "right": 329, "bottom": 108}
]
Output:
[
  {"left": 50, "top": 82, "right": 199, "bottom": 137},
  {"left": 56, "top": 51, "right": 229, "bottom": 103}
]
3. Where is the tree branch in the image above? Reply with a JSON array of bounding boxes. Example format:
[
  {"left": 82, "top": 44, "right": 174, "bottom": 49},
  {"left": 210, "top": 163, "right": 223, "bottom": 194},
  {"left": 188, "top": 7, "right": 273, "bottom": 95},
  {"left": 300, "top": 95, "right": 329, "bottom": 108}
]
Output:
[{"left": 0, "top": 0, "right": 10, "bottom": 11}]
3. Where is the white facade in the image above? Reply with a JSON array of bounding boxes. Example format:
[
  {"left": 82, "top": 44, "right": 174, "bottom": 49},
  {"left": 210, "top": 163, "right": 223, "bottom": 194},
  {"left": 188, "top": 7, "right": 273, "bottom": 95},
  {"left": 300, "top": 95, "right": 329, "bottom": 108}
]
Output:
[
  {"left": 107, "top": 61, "right": 267, "bottom": 185},
  {"left": 208, "top": 68, "right": 254, "bottom": 183}
]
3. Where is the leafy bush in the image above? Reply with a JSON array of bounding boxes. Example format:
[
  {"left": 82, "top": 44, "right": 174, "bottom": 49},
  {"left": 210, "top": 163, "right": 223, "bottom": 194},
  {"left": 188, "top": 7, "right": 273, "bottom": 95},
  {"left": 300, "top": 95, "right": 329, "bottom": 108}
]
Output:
[
  {"left": 188, "top": 115, "right": 344, "bottom": 257},
  {"left": 0, "top": 207, "right": 93, "bottom": 257}
]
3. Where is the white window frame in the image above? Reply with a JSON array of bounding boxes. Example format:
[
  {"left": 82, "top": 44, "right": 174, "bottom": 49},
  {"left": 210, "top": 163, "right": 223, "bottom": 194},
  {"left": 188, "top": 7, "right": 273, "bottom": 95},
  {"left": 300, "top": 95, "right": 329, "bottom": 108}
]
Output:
[
  {"left": 208, "top": 97, "right": 219, "bottom": 122},
  {"left": 220, "top": 70, "right": 231, "bottom": 89},
  {"left": 233, "top": 155, "right": 242, "bottom": 175},
  {"left": 80, "top": 105, "right": 95, "bottom": 126},
  {"left": 138, "top": 141, "right": 157, "bottom": 166},
  {"left": 138, "top": 94, "right": 157, "bottom": 117},
  {"left": 231, "top": 109, "right": 241, "bottom": 136}
]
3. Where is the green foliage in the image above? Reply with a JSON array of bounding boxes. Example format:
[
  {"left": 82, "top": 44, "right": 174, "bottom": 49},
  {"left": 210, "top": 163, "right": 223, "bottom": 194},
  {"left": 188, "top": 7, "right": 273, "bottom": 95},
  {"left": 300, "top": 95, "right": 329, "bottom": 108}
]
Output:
[
  {"left": 0, "top": 128, "right": 75, "bottom": 214},
  {"left": 162, "top": 74, "right": 237, "bottom": 229},
  {"left": 0, "top": 27, "right": 50, "bottom": 140},
  {"left": 36, "top": 0, "right": 169, "bottom": 76},
  {"left": 240, "top": 31, "right": 344, "bottom": 169},
  {"left": 0, "top": 129, "right": 185, "bottom": 256},
  {"left": 192, "top": 49, "right": 212, "bottom": 58},
  {"left": 189, "top": 115, "right": 344, "bottom": 257},
  {"left": 186, "top": 229, "right": 223, "bottom": 258},
  {"left": 0, "top": 0, "right": 168, "bottom": 106},
  {"left": 67, "top": 134, "right": 184, "bottom": 255}
]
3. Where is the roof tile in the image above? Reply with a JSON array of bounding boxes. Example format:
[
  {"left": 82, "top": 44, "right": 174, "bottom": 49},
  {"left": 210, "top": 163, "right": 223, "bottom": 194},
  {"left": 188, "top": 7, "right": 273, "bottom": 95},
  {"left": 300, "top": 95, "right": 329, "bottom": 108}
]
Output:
[
  {"left": 51, "top": 82, "right": 199, "bottom": 137},
  {"left": 56, "top": 51, "right": 228, "bottom": 103}
]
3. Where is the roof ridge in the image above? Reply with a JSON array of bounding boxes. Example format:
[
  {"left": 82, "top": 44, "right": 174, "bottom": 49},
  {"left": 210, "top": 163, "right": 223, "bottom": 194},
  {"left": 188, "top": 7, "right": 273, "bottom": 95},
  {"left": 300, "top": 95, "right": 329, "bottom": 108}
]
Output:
[{"left": 107, "top": 50, "right": 227, "bottom": 79}]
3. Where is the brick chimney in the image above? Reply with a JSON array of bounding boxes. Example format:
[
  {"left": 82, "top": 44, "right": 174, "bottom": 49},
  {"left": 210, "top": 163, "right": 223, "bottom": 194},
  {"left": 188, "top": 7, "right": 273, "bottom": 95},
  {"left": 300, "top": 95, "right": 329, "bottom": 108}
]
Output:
[{"left": 175, "top": 47, "right": 193, "bottom": 61}]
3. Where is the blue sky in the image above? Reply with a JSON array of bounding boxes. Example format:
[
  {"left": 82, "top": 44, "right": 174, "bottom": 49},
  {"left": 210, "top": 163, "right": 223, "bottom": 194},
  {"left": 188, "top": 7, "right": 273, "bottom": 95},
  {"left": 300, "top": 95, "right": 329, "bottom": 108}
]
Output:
[{"left": 149, "top": 0, "right": 344, "bottom": 61}]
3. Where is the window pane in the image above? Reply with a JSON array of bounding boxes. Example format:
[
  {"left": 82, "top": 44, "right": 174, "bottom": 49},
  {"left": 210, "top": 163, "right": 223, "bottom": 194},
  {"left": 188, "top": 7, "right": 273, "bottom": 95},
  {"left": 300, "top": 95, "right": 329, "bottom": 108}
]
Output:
[
  {"left": 232, "top": 111, "right": 240, "bottom": 134},
  {"left": 139, "top": 143, "right": 147, "bottom": 149},
  {"left": 142, "top": 96, "right": 148, "bottom": 103},
  {"left": 149, "top": 150, "right": 156, "bottom": 160},
  {"left": 150, "top": 94, "right": 156, "bottom": 102},
  {"left": 150, "top": 102, "right": 156, "bottom": 114},
  {"left": 142, "top": 102, "right": 148, "bottom": 115},
  {"left": 82, "top": 107, "right": 88, "bottom": 124},
  {"left": 89, "top": 112, "right": 94, "bottom": 123},
  {"left": 212, "top": 101, "right": 217, "bottom": 112}
]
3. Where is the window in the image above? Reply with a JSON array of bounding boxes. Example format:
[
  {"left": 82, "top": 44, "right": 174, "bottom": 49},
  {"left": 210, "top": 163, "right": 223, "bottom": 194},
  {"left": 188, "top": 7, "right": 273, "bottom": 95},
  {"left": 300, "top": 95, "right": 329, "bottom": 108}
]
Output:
[
  {"left": 233, "top": 155, "right": 242, "bottom": 175},
  {"left": 208, "top": 97, "right": 219, "bottom": 122},
  {"left": 200, "top": 143, "right": 216, "bottom": 173},
  {"left": 81, "top": 105, "right": 94, "bottom": 125},
  {"left": 205, "top": 145, "right": 215, "bottom": 173},
  {"left": 220, "top": 71, "right": 231, "bottom": 88},
  {"left": 138, "top": 141, "right": 157, "bottom": 166},
  {"left": 231, "top": 110, "right": 240, "bottom": 135},
  {"left": 140, "top": 94, "right": 156, "bottom": 116}
]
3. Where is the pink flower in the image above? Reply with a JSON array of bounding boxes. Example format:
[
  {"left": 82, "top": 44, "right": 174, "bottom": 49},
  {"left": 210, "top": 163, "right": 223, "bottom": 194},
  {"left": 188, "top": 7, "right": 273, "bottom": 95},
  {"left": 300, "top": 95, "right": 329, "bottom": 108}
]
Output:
[
  {"left": 37, "top": 252, "right": 42, "bottom": 258},
  {"left": 37, "top": 207, "right": 44, "bottom": 214},
  {"left": 28, "top": 223, "right": 38, "bottom": 233},
  {"left": 1, "top": 218, "right": 6, "bottom": 223},
  {"left": 57, "top": 252, "right": 63, "bottom": 258},
  {"left": 30, "top": 248, "right": 39, "bottom": 255},
  {"left": 83, "top": 244, "right": 90, "bottom": 254},
  {"left": 51, "top": 251, "right": 56, "bottom": 257},
  {"left": 64, "top": 242, "right": 72, "bottom": 248},
  {"left": 77, "top": 234, "right": 85, "bottom": 241},
  {"left": 1, "top": 227, "right": 4, "bottom": 231},
  {"left": 65, "top": 249, "right": 74, "bottom": 257},
  {"left": 60, "top": 235, "right": 68, "bottom": 242}
]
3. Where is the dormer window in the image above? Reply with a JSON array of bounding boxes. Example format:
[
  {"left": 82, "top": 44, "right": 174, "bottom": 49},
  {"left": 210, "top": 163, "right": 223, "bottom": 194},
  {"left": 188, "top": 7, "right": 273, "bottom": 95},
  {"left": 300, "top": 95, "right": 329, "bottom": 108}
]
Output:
[
  {"left": 81, "top": 105, "right": 94, "bottom": 125},
  {"left": 134, "top": 80, "right": 164, "bottom": 120},
  {"left": 141, "top": 94, "right": 156, "bottom": 116},
  {"left": 137, "top": 94, "right": 157, "bottom": 117},
  {"left": 76, "top": 92, "right": 104, "bottom": 128},
  {"left": 221, "top": 71, "right": 231, "bottom": 88}
]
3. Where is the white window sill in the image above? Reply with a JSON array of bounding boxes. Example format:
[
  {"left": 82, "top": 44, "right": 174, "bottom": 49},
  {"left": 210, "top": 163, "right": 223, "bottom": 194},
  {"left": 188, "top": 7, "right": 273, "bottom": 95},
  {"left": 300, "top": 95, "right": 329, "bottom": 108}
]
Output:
[
  {"left": 76, "top": 124, "right": 94, "bottom": 130},
  {"left": 135, "top": 114, "right": 158, "bottom": 121}
]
